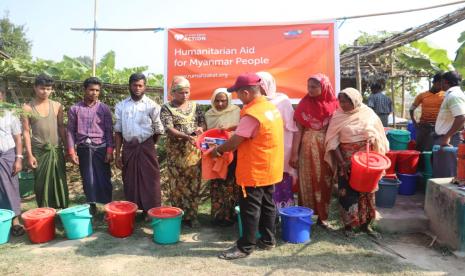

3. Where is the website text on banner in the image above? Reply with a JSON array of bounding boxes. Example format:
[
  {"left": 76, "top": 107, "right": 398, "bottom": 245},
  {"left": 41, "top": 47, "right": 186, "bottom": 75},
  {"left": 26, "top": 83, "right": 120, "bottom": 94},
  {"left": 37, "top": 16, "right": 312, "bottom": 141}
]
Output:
[{"left": 165, "top": 23, "right": 338, "bottom": 102}]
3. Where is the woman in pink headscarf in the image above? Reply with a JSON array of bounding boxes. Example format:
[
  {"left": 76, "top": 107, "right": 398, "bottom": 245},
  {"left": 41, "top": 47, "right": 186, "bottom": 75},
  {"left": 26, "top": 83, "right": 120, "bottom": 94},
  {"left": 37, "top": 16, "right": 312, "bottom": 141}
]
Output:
[{"left": 290, "top": 74, "right": 338, "bottom": 227}]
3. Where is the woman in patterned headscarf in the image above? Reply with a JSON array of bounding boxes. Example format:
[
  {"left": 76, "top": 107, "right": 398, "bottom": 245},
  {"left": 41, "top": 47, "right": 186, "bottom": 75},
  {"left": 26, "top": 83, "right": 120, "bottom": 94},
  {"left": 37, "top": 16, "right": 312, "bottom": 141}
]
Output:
[
  {"left": 160, "top": 76, "right": 207, "bottom": 228},
  {"left": 324, "top": 87, "right": 389, "bottom": 237},
  {"left": 205, "top": 88, "right": 241, "bottom": 226},
  {"left": 290, "top": 73, "right": 338, "bottom": 228}
]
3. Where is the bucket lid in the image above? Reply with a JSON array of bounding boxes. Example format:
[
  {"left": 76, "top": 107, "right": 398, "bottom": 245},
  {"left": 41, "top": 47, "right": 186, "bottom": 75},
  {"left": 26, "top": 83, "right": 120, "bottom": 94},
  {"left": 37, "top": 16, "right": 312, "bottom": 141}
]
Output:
[
  {"left": 148, "top": 206, "right": 183, "bottom": 218},
  {"left": 21, "top": 207, "right": 56, "bottom": 220},
  {"left": 104, "top": 201, "right": 138, "bottom": 214},
  {"left": 0, "top": 209, "right": 15, "bottom": 221},
  {"left": 397, "top": 150, "right": 420, "bottom": 156},
  {"left": 58, "top": 204, "right": 90, "bottom": 215},
  {"left": 352, "top": 151, "right": 391, "bottom": 170},
  {"left": 387, "top": 129, "right": 410, "bottom": 136},
  {"left": 279, "top": 206, "right": 313, "bottom": 217}
]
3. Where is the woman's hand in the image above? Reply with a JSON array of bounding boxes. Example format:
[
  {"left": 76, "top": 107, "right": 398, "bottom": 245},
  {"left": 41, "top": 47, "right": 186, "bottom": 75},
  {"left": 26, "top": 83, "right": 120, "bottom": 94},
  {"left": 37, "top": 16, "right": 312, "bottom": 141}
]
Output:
[
  {"left": 187, "top": 135, "right": 197, "bottom": 145},
  {"left": 194, "top": 127, "right": 204, "bottom": 136},
  {"left": 289, "top": 153, "right": 299, "bottom": 169}
]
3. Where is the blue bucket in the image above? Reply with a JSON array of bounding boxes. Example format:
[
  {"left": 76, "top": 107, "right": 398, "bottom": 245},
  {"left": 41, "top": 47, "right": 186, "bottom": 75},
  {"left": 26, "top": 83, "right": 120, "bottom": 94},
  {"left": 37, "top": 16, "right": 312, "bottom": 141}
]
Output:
[
  {"left": 397, "top": 173, "right": 418, "bottom": 195},
  {"left": 0, "top": 209, "right": 15, "bottom": 244},
  {"left": 407, "top": 121, "right": 416, "bottom": 140},
  {"left": 57, "top": 204, "right": 93, "bottom": 240},
  {"left": 375, "top": 178, "right": 400, "bottom": 208},
  {"left": 279, "top": 206, "right": 313, "bottom": 244}
]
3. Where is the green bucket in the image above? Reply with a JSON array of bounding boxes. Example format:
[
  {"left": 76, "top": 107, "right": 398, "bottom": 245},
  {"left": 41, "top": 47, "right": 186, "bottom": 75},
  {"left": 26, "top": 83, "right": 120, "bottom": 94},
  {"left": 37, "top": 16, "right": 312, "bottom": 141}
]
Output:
[
  {"left": 387, "top": 129, "right": 411, "bottom": 150},
  {"left": 148, "top": 207, "right": 183, "bottom": 244},
  {"left": 421, "top": 151, "right": 433, "bottom": 175},
  {"left": 57, "top": 204, "right": 93, "bottom": 240},
  {"left": 19, "top": 171, "right": 35, "bottom": 198},
  {"left": 0, "top": 209, "right": 15, "bottom": 244},
  {"left": 234, "top": 206, "right": 261, "bottom": 239}
]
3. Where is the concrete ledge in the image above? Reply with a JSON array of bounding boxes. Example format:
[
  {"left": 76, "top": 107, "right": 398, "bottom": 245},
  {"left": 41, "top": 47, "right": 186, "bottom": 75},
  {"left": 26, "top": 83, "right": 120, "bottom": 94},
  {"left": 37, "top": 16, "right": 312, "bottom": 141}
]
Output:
[
  {"left": 424, "top": 178, "right": 465, "bottom": 252},
  {"left": 375, "top": 193, "right": 429, "bottom": 234}
]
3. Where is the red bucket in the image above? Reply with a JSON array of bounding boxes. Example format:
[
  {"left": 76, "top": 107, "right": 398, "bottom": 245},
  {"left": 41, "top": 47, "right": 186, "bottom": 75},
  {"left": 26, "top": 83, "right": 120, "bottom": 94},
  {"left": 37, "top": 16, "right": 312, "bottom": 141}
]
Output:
[
  {"left": 396, "top": 150, "right": 420, "bottom": 174},
  {"left": 104, "top": 201, "right": 138, "bottom": 238},
  {"left": 195, "top": 128, "right": 231, "bottom": 152},
  {"left": 350, "top": 145, "right": 391, "bottom": 193},
  {"left": 385, "top": 151, "right": 398, "bottom": 174},
  {"left": 21, "top": 208, "right": 56, "bottom": 243}
]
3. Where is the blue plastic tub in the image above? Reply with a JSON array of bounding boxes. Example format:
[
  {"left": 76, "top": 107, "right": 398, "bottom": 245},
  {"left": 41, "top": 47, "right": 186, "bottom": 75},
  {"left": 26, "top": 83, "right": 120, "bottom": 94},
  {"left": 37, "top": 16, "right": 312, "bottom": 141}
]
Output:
[
  {"left": 407, "top": 121, "right": 416, "bottom": 141},
  {"left": 375, "top": 178, "right": 401, "bottom": 208},
  {"left": 0, "top": 209, "right": 15, "bottom": 244},
  {"left": 57, "top": 204, "right": 93, "bottom": 240},
  {"left": 397, "top": 173, "right": 418, "bottom": 195},
  {"left": 279, "top": 206, "right": 313, "bottom": 244}
]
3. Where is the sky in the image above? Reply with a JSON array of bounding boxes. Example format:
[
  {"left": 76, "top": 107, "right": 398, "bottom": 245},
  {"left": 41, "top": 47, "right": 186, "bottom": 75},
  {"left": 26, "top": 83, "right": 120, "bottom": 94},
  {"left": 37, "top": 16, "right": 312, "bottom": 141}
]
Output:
[{"left": 1, "top": 0, "right": 465, "bottom": 74}]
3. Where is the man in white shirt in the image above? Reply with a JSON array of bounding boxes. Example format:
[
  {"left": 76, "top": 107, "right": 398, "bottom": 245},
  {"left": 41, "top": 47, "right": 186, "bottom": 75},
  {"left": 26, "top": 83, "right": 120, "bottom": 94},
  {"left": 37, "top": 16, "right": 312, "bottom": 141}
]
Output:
[
  {"left": 114, "top": 73, "right": 164, "bottom": 218},
  {"left": 0, "top": 89, "right": 24, "bottom": 236},
  {"left": 434, "top": 71, "right": 465, "bottom": 147}
]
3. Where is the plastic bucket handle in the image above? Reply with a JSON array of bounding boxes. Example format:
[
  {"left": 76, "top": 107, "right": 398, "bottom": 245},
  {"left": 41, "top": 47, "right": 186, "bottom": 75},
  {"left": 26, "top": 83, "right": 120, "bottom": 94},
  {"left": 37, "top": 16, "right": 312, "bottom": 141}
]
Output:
[
  {"left": 366, "top": 143, "right": 370, "bottom": 171},
  {"left": 150, "top": 219, "right": 162, "bottom": 226},
  {"left": 24, "top": 219, "right": 49, "bottom": 232}
]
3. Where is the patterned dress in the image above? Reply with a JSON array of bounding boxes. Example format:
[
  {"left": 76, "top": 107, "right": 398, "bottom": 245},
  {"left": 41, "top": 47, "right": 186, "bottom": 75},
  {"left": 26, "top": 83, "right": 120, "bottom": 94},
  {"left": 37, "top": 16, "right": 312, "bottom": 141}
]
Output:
[
  {"left": 160, "top": 101, "right": 207, "bottom": 221},
  {"left": 338, "top": 141, "right": 376, "bottom": 228},
  {"left": 298, "top": 128, "right": 333, "bottom": 220}
]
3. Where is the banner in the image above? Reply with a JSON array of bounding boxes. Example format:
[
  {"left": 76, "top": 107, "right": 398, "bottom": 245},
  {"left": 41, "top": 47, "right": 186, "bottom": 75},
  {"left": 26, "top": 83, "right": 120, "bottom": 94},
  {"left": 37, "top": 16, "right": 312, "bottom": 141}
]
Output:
[{"left": 165, "top": 22, "right": 339, "bottom": 103}]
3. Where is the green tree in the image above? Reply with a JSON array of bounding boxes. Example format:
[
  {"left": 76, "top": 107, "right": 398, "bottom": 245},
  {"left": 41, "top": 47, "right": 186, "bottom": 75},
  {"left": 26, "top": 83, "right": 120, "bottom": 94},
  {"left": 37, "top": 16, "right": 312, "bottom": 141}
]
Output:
[{"left": 0, "top": 13, "right": 32, "bottom": 59}]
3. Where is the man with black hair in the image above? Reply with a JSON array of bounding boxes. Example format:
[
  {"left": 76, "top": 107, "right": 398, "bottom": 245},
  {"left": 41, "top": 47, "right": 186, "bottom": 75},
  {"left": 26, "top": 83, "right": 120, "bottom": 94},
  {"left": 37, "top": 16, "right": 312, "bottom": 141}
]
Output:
[
  {"left": 435, "top": 71, "right": 465, "bottom": 147},
  {"left": 22, "top": 74, "right": 68, "bottom": 208},
  {"left": 367, "top": 81, "right": 392, "bottom": 127},
  {"left": 409, "top": 73, "right": 445, "bottom": 151},
  {"left": 67, "top": 77, "right": 114, "bottom": 215},
  {"left": 114, "top": 73, "right": 164, "bottom": 219}
]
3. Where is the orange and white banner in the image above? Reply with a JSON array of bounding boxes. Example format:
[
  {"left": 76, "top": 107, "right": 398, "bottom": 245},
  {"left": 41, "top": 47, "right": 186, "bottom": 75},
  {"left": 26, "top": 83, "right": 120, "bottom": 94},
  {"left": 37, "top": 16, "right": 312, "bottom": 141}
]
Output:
[{"left": 165, "top": 22, "right": 339, "bottom": 103}]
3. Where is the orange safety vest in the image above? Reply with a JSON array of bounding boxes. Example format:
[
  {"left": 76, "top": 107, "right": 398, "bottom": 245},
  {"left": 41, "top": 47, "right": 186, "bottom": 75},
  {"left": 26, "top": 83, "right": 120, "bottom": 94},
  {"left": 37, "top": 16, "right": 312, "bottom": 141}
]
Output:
[{"left": 236, "top": 96, "right": 284, "bottom": 197}]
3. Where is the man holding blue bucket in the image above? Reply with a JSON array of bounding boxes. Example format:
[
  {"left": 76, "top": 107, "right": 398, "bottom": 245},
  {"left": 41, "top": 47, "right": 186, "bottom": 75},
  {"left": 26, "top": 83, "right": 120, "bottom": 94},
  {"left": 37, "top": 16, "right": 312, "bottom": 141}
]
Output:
[{"left": 210, "top": 73, "right": 284, "bottom": 260}]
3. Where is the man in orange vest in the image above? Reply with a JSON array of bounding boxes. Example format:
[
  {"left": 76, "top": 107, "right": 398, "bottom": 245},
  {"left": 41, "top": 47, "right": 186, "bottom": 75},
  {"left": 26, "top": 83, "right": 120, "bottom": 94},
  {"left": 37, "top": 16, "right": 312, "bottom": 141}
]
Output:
[{"left": 211, "top": 73, "right": 284, "bottom": 260}]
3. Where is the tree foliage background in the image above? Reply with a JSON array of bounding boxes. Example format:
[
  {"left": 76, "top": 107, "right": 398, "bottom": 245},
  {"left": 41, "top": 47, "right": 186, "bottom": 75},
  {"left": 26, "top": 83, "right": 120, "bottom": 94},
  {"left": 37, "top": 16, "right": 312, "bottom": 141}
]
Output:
[{"left": 0, "top": 13, "right": 31, "bottom": 59}]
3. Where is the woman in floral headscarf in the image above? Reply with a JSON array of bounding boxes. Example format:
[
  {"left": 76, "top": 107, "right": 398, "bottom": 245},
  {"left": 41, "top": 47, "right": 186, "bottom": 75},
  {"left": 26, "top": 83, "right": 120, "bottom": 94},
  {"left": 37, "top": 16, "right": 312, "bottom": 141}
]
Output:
[
  {"left": 324, "top": 87, "right": 388, "bottom": 237},
  {"left": 290, "top": 74, "right": 338, "bottom": 228},
  {"left": 160, "top": 76, "right": 207, "bottom": 228},
  {"left": 205, "top": 88, "right": 241, "bottom": 226}
]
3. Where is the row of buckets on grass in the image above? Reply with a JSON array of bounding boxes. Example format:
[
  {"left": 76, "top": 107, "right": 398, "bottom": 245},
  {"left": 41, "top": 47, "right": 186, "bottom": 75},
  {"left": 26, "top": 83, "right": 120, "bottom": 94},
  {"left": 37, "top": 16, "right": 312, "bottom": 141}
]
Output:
[
  {"left": 1, "top": 202, "right": 316, "bottom": 245},
  {"left": 0, "top": 201, "right": 184, "bottom": 245}
]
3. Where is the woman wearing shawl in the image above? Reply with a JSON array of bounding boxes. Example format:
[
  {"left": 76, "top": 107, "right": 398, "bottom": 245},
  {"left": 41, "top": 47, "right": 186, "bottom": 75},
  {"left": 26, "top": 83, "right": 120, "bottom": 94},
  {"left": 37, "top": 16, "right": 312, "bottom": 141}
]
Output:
[
  {"left": 324, "top": 88, "right": 389, "bottom": 237},
  {"left": 257, "top": 72, "right": 298, "bottom": 209},
  {"left": 205, "top": 88, "right": 241, "bottom": 226},
  {"left": 290, "top": 74, "right": 338, "bottom": 227},
  {"left": 161, "top": 76, "right": 207, "bottom": 228}
]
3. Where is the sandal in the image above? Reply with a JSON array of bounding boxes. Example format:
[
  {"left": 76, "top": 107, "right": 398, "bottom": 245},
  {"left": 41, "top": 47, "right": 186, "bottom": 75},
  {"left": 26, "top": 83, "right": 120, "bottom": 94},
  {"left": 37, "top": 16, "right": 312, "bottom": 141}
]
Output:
[
  {"left": 218, "top": 246, "right": 249, "bottom": 260},
  {"left": 11, "top": 224, "right": 25, "bottom": 237},
  {"left": 317, "top": 219, "right": 329, "bottom": 229}
]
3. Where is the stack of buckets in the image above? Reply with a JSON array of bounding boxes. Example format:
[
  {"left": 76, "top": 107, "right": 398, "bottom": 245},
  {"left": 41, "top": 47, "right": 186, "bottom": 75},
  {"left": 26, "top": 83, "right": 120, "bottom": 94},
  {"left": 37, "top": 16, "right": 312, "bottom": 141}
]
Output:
[{"left": 385, "top": 129, "right": 422, "bottom": 196}]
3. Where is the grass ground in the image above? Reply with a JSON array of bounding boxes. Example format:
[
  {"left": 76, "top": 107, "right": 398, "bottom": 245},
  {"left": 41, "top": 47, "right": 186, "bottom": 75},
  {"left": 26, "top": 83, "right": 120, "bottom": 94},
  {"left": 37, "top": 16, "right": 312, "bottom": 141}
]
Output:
[{"left": 0, "top": 166, "right": 460, "bottom": 275}]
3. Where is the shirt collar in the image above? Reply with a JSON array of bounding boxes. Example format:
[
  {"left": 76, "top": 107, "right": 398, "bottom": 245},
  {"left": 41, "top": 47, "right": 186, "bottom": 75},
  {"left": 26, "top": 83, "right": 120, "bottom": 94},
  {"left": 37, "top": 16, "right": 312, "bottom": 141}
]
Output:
[{"left": 127, "top": 94, "right": 147, "bottom": 103}]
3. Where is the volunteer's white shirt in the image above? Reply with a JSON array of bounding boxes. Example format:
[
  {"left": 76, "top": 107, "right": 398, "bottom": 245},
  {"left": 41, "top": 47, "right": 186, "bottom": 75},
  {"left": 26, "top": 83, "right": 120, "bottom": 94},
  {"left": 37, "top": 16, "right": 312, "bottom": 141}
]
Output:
[{"left": 435, "top": 86, "right": 465, "bottom": 135}]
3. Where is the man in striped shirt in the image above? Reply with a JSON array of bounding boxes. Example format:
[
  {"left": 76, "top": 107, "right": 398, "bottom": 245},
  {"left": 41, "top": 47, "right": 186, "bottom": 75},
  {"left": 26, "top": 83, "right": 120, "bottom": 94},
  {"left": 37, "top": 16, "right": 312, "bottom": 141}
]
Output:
[{"left": 367, "top": 81, "right": 392, "bottom": 127}]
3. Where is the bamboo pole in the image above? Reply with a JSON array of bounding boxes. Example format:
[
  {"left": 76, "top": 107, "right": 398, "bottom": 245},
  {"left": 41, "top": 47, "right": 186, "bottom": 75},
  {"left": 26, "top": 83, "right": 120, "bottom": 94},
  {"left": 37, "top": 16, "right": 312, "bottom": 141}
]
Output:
[
  {"left": 401, "top": 76, "right": 405, "bottom": 118},
  {"left": 92, "top": 0, "right": 98, "bottom": 77},
  {"left": 390, "top": 51, "right": 396, "bottom": 128},
  {"left": 354, "top": 39, "right": 362, "bottom": 93}
]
